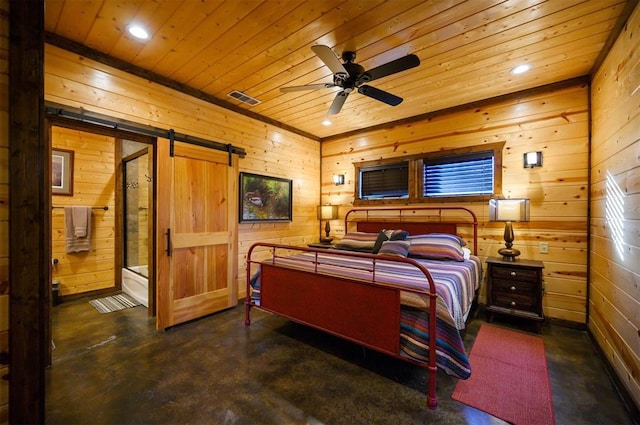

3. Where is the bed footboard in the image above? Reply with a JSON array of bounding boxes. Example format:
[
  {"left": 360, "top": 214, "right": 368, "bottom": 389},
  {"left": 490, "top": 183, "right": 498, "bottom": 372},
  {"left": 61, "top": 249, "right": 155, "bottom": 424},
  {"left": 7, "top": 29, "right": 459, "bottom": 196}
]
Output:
[{"left": 260, "top": 263, "right": 401, "bottom": 355}]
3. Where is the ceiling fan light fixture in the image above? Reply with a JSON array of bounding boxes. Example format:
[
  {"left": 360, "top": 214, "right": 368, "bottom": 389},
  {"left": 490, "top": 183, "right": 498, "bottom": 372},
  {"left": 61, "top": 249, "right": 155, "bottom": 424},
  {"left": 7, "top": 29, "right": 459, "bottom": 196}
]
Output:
[
  {"left": 127, "top": 24, "right": 150, "bottom": 41},
  {"left": 322, "top": 119, "right": 332, "bottom": 126},
  {"left": 511, "top": 64, "right": 531, "bottom": 75}
]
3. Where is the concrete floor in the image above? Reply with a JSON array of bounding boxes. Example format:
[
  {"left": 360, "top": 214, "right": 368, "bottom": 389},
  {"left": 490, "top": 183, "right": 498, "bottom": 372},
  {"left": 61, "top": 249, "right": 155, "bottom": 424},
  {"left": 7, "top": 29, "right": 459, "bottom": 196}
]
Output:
[{"left": 46, "top": 296, "right": 636, "bottom": 425}]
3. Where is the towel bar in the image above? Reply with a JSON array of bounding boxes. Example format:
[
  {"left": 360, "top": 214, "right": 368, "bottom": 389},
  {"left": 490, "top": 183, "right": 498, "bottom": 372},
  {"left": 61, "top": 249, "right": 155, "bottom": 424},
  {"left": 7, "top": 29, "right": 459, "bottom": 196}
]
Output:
[{"left": 52, "top": 206, "right": 108, "bottom": 210}]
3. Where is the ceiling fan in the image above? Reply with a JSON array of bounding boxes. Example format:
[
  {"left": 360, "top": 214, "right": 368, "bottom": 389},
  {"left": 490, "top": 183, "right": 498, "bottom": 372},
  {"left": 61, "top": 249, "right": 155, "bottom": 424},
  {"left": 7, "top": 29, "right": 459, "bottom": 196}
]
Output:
[{"left": 280, "top": 45, "right": 420, "bottom": 115}]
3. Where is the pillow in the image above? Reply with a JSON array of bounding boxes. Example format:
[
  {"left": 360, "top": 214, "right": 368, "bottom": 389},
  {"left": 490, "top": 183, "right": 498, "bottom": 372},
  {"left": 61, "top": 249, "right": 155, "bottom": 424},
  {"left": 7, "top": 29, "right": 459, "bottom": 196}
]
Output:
[
  {"left": 425, "top": 232, "right": 466, "bottom": 247},
  {"left": 372, "top": 229, "right": 409, "bottom": 253},
  {"left": 334, "top": 232, "right": 379, "bottom": 252},
  {"left": 407, "top": 234, "right": 465, "bottom": 261},
  {"left": 377, "top": 240, "right": 410, "bottom": 257},
  {"left": 388, "top": 229, "right": 410, "bottom": 241}
]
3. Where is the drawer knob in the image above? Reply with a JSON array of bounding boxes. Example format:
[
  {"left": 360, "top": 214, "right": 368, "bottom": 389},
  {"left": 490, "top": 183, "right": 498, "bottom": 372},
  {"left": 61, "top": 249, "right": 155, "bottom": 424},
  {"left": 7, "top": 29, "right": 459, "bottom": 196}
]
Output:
[
  {"left": 510, "top": 286, "right": 516, "bottom": 291},
  {"left": 510, "top": 271, "right": 517, "bottom": 277},
  {"left": 510, "top": 301, "right": 516, "bottom": 307}
]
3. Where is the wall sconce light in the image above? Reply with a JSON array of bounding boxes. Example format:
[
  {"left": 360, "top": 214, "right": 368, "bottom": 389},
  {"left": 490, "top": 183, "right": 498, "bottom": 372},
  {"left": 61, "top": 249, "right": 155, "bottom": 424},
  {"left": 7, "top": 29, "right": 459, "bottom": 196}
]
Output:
[
  {"left": 317, "top": 205, "right": 339, "bottom": 244},
  {"left": 333, "top": 174, "right": 345, "bottom": 185},
  {"left": 523, "top": 151, "right": 543, "bottom": 168},
  {"left": 489, "top": 198, "right": 530, "bottom": 261}
]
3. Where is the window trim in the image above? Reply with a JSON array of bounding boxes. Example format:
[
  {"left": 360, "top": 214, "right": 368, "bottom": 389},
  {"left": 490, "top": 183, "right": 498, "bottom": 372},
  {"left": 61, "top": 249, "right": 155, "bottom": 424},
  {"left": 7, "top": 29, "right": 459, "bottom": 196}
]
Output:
[{"left": 353, "top": 142, "right": 504, "bottom": 205}]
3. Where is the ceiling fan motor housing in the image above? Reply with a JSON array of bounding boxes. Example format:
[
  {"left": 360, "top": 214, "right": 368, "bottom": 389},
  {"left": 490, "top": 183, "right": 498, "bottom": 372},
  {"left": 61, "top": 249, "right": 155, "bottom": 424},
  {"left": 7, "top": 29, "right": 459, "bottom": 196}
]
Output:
[{"left": 334, "top": 61, "right": 366, "bottom": 88}]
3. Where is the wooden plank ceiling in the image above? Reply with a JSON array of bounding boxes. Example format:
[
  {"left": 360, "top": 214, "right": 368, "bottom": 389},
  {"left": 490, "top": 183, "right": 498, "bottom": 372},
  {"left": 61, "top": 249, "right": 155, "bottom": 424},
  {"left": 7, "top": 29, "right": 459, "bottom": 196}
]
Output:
[{"left": 44, "top": 0, "right": 631, "bottom": 140}]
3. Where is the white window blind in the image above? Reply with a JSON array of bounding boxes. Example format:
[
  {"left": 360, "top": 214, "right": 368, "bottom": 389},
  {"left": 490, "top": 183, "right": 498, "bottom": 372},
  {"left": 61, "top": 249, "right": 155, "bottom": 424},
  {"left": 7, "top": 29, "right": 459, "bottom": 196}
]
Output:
[{"left": 423, "top": 152, "right": 494, "bottom": 197}]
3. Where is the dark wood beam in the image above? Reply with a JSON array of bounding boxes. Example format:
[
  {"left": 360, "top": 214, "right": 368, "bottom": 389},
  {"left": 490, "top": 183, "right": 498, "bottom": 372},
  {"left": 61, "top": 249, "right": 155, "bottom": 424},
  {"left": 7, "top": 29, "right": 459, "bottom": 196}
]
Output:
[{"left": 9, "top": 0, "right": 48, "bottom": 422}]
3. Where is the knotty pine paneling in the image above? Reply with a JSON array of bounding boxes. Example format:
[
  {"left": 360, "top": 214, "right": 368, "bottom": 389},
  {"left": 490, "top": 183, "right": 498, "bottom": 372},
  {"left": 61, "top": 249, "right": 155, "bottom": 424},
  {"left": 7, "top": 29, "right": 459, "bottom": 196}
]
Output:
[
  {"left": 0, "top": 0, "right": 8, "bottom": 421},
  {"left": 51, "top": 126, "right": 116, "bottom": 297},
  {"left": 45, "top": 44, "right": 320, "bottom": 299},
  {"left": 590, "top": 2, "right": 640, "bottom": 409},
  {"left": 322, "top": 83, "right": 590, "bottom": 324}
]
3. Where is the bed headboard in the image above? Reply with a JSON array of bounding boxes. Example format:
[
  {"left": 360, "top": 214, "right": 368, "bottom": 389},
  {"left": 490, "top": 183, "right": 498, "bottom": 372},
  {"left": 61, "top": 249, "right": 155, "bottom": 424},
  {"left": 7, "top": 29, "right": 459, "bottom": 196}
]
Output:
[
  {"left": 344, "top": 206, "right": 478, "bottom": 254},
  {"left": 356, "top": 221, "right": 456, "bottom": 235}
]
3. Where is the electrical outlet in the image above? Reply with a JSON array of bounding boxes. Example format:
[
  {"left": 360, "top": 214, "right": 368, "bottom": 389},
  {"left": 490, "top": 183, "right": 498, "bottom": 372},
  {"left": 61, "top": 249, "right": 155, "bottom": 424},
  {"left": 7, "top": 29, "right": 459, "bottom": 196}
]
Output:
[{"left": 539, "top": 242, "right": 549, "bottom": 254}]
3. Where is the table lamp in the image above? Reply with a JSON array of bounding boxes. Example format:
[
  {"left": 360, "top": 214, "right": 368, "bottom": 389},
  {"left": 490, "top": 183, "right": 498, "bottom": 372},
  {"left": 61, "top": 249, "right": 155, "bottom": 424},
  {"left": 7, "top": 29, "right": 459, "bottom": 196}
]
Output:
[
  {"left": 489, "top": 198, "right": 530, "bottom": 261},
  {"left": 317, "top": 205, "right": 339, "bottom": 244}
]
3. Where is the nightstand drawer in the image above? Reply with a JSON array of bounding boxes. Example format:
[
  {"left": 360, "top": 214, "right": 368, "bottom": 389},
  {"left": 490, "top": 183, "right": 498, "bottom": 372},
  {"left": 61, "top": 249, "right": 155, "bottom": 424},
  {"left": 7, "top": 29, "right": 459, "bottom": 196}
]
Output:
[
  {"left": 493, "top": 279, "right": 536, "bottom": 295},
  {"left": 491, "top": 266, "right": 539, "bottom": 283},
  {"left": 493, "top": 292, "right": 537, "bottom": 310}
]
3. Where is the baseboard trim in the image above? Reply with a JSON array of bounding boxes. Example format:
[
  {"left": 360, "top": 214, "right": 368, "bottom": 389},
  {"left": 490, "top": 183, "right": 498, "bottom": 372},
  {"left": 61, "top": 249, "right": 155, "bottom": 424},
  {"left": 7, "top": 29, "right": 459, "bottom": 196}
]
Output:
[
  {"left": 546, "top": 316, "right": 587, "bottom": 331},
  {"left": 587, "top": 329, "right": 640, "bottom": 425}
]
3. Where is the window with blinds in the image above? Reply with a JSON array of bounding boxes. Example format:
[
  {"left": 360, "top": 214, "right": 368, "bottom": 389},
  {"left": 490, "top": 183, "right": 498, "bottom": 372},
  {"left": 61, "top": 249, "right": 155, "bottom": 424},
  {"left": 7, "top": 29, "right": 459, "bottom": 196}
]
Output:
[
  {"left": 359, "top": 162, "right": 409, "bottom": 199},
  {"left": 353, "top": 142, "right": 503, "bottom": 205},
  {"left": 423, "top": 151, "right": 494, "bottom": 197}
]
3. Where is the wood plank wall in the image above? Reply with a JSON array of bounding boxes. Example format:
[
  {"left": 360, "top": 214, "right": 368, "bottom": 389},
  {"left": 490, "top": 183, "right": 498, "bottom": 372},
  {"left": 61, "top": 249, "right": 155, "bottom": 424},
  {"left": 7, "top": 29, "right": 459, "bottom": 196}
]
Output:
[
  {"left": 44, "top": 44, "right": 320, "bottom": 299},
  {"left": 590, "top": 3, "right": 640, "bottom": 409},
  {"left": 321, "top": 84, "right": 590, "bottom": 324},
  {"left": 0, "top": 0, "right": 9, "bottom": 421},
  {"left": 51, "top": 126, "right": 116, "bottom": 297}
]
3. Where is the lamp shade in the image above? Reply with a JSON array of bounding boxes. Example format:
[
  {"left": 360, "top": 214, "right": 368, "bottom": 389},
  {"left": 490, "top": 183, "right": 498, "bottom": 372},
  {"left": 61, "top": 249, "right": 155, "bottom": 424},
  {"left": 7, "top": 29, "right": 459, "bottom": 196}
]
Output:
[
  {"left": 317, "top": 205, "right": 339, "bottom": 220},
  {"left": 489, "top": 198, "right": 530, "bottom": 222}
]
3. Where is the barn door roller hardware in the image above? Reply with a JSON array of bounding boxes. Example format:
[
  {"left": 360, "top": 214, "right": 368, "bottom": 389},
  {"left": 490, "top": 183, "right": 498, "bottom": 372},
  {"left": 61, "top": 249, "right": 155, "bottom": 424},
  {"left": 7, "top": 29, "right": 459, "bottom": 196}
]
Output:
[{"left": 45, "top": 101, "right": 246, "bottom": 164}]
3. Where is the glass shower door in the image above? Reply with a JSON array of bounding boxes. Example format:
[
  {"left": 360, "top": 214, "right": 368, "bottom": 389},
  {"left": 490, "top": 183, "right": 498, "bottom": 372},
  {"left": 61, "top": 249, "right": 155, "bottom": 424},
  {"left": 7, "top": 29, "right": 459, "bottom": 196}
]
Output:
[{"left": 123, "top": 148, "right": 151, "bottom": 278}]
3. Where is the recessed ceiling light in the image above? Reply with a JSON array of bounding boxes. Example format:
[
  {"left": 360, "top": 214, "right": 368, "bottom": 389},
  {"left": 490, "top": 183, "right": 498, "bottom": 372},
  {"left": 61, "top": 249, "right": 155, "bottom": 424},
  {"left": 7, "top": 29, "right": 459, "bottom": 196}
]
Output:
[
  {"left": 322, "top": 119, "right": 332, "bottom": 126},
  {"left": 511, "top": 64, "right": 531, "bottom": 75},
  {"left": 127, "top": 24, "right": 150, "bottom": 41}
]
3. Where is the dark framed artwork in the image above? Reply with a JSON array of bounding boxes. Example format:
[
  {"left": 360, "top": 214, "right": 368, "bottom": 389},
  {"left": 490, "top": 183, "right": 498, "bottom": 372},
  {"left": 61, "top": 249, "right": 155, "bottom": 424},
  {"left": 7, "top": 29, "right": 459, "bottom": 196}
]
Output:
[
  {"left": 239, "top": 172, "right": 292, "bottom": 222},
  {"left": 52, "top": 148, "right": 74, "bottom": 196}
]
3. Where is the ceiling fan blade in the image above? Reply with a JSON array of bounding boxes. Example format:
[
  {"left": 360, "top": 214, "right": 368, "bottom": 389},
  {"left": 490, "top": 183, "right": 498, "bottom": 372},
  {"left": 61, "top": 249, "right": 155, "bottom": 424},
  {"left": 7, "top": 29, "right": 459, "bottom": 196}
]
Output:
[
  {"left": 327, "top": 91, "right": 349, "bottom": 115},
  {"left": 358, "top": 85, "right": 403, "bottom": 106},
  {"left": 311, "top": 45, "right": 348, "bottom": 77},
  {"left": 280, "top": 83, "right": 335, "bottom": 93},
  {"left": 360, "top": 54, "right": 420, "bottom": 82}
]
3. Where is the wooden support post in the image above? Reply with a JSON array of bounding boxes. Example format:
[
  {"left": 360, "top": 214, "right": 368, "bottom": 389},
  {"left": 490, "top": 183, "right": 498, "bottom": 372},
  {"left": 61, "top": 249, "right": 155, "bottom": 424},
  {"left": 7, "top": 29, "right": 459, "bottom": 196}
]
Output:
[{"left": 9, "top": 0, "right": 48, "bottom": 423}]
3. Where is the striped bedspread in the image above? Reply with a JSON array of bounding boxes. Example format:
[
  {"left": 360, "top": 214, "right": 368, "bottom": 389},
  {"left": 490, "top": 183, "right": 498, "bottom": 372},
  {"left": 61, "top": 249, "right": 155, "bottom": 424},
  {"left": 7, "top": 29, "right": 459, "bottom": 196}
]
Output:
[{"left": 250, "top": 251, "right": 481, "bottom": 379}]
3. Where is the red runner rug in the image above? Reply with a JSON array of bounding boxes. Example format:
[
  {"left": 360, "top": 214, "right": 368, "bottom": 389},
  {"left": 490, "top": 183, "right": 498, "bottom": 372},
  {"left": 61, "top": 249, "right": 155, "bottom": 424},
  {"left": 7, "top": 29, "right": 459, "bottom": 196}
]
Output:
[{"left": 451, "top": 325, "right": 555, "bottom": 425}]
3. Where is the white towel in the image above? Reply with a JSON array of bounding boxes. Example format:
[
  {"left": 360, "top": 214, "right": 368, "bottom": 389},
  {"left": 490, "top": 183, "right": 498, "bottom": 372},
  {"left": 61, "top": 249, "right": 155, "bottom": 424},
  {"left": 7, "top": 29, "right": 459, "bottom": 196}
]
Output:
[{"left": 64, "top": 206, "right": 92, "bottom": 253}]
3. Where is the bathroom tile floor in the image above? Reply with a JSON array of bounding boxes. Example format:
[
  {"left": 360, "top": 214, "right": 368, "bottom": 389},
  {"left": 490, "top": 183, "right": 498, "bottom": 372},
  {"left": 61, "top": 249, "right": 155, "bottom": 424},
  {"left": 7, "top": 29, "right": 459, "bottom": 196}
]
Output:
[{"left": 46, "top": 296, "right": 637, "bottom": 424}]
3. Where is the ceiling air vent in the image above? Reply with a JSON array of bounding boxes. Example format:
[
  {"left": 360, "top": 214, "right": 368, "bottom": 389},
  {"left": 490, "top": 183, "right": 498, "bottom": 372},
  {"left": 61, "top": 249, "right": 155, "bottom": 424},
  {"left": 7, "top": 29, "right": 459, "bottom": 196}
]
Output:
[{"left": 227, "top": 90, "right": 261, "bottom": 106}]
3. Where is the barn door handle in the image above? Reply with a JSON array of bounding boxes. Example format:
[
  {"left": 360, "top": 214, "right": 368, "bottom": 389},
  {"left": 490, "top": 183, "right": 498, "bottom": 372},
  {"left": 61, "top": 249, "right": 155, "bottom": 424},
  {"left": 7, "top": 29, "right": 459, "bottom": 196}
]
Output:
[{"left": 165, "top": 228, "right": 172, "bottom": 256}]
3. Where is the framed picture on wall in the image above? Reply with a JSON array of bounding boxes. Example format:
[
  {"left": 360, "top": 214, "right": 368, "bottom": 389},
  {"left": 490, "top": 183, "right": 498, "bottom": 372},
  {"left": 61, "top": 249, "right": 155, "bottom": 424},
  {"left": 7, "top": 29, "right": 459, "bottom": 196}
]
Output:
[
  {"left": 52, "top": 148, "right": 74, "bottom": 196},
  {"left": 239, "top": 172, "right": 292, "bottom": 223}
]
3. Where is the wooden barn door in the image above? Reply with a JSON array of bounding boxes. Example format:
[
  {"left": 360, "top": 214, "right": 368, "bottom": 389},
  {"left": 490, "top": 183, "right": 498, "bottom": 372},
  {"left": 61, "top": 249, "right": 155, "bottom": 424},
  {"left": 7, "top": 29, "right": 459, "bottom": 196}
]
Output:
[{"left": 156, "top": 140, "right": 238, "bottom": 330}]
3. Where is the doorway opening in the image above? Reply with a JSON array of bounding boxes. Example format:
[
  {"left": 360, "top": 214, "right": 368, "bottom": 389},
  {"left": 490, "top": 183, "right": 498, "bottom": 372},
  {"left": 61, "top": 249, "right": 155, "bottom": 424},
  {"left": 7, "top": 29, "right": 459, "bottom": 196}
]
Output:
[{"left": 48, "top": 117, "right": 156, "bottom": 316}]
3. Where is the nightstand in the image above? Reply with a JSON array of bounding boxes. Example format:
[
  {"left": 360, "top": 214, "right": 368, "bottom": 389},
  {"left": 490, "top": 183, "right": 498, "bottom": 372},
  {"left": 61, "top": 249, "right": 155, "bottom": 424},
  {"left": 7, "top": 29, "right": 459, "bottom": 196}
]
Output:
[
  {"left": 485, "top": 257, "right": 545, "bottom": 330},
  {"left": 307, "top": 243, "right": 335, "bottom": 249}
]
